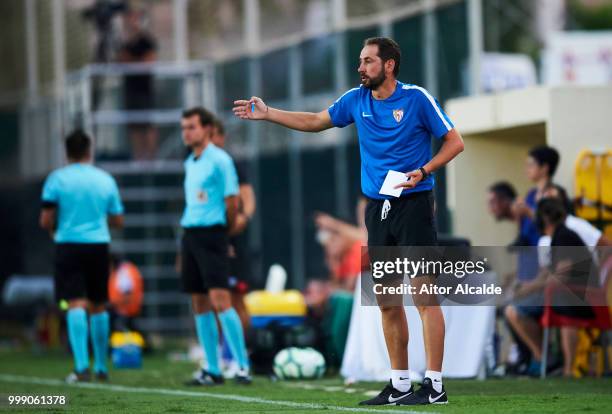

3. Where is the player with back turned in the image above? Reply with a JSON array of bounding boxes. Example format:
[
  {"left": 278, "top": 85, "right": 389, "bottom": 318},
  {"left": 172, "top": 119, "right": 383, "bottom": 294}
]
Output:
[
  {"left": 40, "top": 130, "right": 124, "bottom": 383},
  {"left": 233, "top": 37, "right": 464, "bottom": 405}
]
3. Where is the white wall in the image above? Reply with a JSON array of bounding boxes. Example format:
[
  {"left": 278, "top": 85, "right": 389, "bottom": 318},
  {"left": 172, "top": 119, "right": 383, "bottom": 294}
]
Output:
[
  {"left": 448, "top": 127, "right": 545, "bottom": 246},
  {"left": 445, "top": 85, "right": 612, "bottom": 246},
  {"left": 548, "top": 86, "right": 612, "bottom": 192}
]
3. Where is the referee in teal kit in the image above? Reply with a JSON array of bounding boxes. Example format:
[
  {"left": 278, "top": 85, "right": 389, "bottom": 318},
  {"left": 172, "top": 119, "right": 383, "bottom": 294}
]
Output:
[
  {"left": 179, "top": 107, "right": 251, "bottom": 385},
  {"left": 40, "top": 130, "right": 124, "bottom": 383},
  {"left": 233, "top": 37, "right": 464, "bottom": 405}
]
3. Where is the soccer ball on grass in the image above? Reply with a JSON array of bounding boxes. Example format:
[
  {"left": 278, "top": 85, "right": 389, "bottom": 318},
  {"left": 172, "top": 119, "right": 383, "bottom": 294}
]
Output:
[{"left": 273, "top": 347, "right": 326, "bottom": 380}]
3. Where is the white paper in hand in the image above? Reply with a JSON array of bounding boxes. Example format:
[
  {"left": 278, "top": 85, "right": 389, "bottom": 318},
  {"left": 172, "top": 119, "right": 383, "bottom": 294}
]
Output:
[{"left": 379, "top": 170, "right": 407, "bottom": 198}]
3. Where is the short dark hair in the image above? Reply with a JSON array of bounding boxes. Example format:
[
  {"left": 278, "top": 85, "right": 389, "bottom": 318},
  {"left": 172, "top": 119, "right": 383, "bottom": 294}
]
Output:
[
  {"left": 364, "top": 37, "right": 401, "bottom": 77},
  {"left": 536, "top": 197, "right": 567, "bottom": 232},
  {"left": 529, "top": 146, "right": 560, "bottom": 178},
  {"left": 212, "top": 117, "right": 225, "bottom": 135},
  {"left": 546, "top": 183, "right": 574, "bottom": 216},
  {"left": 65, "top": 129, "right": 92, "bottom": 160},
  {"left": 489, "top": 181, "right": 517, "bottom": 201},
  {"left": 182, "top": 107, "right": 215, "bottom": 128}
]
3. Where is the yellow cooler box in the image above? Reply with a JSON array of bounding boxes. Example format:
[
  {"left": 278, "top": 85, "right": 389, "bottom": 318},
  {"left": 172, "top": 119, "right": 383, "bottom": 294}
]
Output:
[{"left": 245, "top": 290, "right": 307, "bottom": 328}]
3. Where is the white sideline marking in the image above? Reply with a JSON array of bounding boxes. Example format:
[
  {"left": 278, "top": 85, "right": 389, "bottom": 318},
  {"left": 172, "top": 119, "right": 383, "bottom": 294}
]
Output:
[
  {"left": 281, "top": 381, "right": 378, "bottom": 397},
  {"left": 0, "top": 374, "right": 432, "bottom": 414}
]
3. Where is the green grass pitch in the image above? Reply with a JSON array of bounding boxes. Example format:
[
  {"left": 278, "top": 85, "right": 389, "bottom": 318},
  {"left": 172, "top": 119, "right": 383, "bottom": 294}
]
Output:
[{"left": 0, "top": 349, "right": 611, "bottom": 413}]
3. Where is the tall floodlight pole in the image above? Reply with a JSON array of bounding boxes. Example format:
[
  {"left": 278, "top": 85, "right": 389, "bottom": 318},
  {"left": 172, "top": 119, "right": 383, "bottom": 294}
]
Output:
[
  {"left": 25, "top": 0, "right": 39, "bottom": 104},
  {"left": 22, "top": 0, "right": 39, "bottom": 177},
  {"left": 423, "top": 0, "right": 439, "bottom": 97},
  {"left": 288, "top": 45, "right": 305, "bottom": 290},
  {"left": 331, "top": 0, "right": 346, "bottom": 30},
  {"left": 243, "top": 0, "right": 265, "bottom": 285},
  {"left": 332, "top": 0, "right": 350, "bottom": 220},
  {"left": 173, "top": 0, "right": 189, "bottom": 62},
  {"left": 52, "top": 0, "right": 66, "bottom": 98},
  {"left": 52, "top": 0, "right": 67, "bottom": 170},
  {"left": 468, "top": 0, "right": 483, "bottom": 95},
  {"left": 244, "top": 0, "right": 261, "bottom": 55}
]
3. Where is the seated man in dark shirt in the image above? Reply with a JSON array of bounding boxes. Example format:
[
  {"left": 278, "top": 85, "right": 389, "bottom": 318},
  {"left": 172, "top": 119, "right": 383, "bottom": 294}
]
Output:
[{"left": 535, "top": 197, "right": 595, "bottom": 377}]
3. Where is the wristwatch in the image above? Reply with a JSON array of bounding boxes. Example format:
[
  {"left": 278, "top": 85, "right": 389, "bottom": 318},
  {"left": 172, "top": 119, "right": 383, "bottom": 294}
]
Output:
[{"left": 419, "top": 167, "right": 429, "bottom": 179}]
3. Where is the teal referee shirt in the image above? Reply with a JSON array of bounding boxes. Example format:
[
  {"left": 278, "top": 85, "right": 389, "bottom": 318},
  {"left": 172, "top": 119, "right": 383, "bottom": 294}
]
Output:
[
  {"left": 181, "top": 143, "right": 239, "bottom": 228},
  {"left": 41, "top": 163, "right": 124, "bottom": 243}
]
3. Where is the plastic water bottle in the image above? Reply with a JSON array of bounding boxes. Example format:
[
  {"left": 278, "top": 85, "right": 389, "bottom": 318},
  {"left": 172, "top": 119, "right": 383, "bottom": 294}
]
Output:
[{"left": 265, "top": 264, "right": 287, "bottom": 293}]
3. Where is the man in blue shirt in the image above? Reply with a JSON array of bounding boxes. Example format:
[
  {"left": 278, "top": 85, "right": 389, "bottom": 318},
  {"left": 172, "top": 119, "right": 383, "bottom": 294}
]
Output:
[
  {"left": 179, "top": 107, "right": 251, "bottom": 386},
  {"left": 234, "top": 37, "right": 464, "bottom": 405},
  {"left": 40, "top": 130, "right": 124, "bottom": 383},
  {"left": 504, "top": 146, "right": 560, "bottom": 376}
]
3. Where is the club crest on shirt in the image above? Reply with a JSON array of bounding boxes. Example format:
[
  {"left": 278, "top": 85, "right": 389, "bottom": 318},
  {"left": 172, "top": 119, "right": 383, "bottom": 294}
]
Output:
[
  {"left": 392, "top": 109, "right": 404, "bottom": 123},
  {"left": 197, "top": 190, "right": 208, "bottom": 203}
]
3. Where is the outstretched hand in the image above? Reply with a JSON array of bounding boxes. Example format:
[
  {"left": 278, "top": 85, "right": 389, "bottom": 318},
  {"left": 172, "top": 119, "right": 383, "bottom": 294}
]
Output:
[{"left": 233, "top": 96, "right": 268, "bottom": 120}]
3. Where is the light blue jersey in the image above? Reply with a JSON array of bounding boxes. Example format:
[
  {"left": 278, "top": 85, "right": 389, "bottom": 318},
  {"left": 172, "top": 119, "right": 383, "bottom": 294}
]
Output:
[
  {"left": 181, "top": 143, "right": 239, "bottom": 228},
  {"left": 328, "top": 81, "right": 454, "bottom": 199},
  {"left": 41, "top": 163, "right": 123, "bottom": 243}
]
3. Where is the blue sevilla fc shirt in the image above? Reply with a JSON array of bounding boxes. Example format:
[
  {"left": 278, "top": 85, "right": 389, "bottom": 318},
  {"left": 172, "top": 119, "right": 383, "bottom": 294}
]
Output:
[
  {"left": 41, "top": 163, "right": 124, "bottom": 243},
  {"left": 327, "top": 81, "right": 454, "bottom": 199},
  {"left": 181, "top": 143, "right": 239, "bottom": 228},
  {"left": 517, "top": 188, "right": 541, "bottom": 281}
]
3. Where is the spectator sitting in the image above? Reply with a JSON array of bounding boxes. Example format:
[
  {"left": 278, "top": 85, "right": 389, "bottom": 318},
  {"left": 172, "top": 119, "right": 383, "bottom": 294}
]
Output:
[
  {"left": 507, "top": 197, "right": 597, "bottom": 377},
  {"left": 312, "top": 197, "right": 367, "bottom": 292},
  {"left": 305, "top": 216, "right": 362, "bottom": 314},
  {"left": 536, "top": 184, "right": 611, "bottom": 269},
  {"left": 304, "top": 201, "right": 367, "bottom": 367},
  {"left": 535, "top": 198, "right": 595, "bottom": 377},
  {"left": 487, "top": 181, "right": 518, "bottom": 223},
  {"left": 501, "top": 147, "right": 560, "bottom": 376},
  {"left": 488, "top": 181, "right": 539, "bottom": 374},
  {"left": 515, "top": 146, "right": 561, "bottom": 219},
  {"left": 315, "top": 212, "right": 365, "bottom": 293},
  {"left": 513, "top": 146, "right": 561, "bottom": 276}
]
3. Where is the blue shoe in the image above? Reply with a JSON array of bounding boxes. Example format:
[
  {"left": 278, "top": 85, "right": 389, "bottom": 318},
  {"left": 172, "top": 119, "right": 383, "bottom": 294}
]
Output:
[{"left": 526, "top": 360, "right": 541, "bottom": 377}]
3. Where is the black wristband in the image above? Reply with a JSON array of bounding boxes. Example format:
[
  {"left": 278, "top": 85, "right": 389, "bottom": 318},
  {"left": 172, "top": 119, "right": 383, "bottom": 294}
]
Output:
[{"left": 419, "top": 167, "right": 429, "bottom": 179}]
